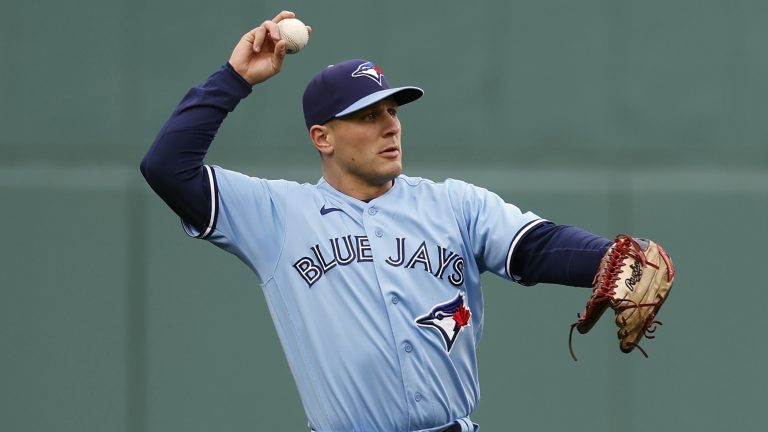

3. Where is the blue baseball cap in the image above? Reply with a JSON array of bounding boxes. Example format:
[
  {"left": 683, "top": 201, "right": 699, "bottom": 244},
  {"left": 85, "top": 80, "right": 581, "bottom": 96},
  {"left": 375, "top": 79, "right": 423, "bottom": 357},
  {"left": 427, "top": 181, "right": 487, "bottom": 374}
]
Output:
[{"left": 302, "top": 59, "right": 424, "bottom": 129}]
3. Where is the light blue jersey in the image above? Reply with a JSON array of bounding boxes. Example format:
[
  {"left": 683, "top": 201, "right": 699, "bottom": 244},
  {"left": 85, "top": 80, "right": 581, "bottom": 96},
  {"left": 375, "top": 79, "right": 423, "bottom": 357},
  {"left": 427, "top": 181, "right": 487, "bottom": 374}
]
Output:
[{"left": 184, "top": 167, "right": 544, "bottom": 432}]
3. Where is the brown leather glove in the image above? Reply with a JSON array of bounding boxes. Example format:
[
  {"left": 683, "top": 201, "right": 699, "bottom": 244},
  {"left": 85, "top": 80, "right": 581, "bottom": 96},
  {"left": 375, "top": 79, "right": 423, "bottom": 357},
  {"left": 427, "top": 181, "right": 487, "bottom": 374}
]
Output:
[{"left": 569, "top": 234, "right": 676, "bottom": 360}]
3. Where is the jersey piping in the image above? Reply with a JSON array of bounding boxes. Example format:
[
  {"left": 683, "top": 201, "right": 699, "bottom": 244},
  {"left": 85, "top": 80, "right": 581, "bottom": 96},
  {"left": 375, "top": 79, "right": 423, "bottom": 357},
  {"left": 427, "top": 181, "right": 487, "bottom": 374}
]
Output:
[
  {"left": 182, "top": 164, "right": 219, "bottom": 239},
  {"left": 505, "top": 218, "right": 548, "bottom": 280}
]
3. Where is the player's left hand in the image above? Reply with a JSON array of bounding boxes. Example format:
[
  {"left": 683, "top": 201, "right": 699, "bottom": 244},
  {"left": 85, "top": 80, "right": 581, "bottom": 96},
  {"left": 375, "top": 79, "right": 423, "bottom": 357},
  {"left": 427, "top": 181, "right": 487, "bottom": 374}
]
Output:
[{"left": 569, "top": 234, "right": 676, "bottom": 360}]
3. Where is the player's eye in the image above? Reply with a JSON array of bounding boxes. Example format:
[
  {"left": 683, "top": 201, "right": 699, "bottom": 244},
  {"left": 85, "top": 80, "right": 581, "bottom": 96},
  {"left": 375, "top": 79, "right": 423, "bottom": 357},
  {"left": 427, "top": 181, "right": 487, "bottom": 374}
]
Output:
[{"left": 388, "top": 107, "right": 398, "bottom": 117}]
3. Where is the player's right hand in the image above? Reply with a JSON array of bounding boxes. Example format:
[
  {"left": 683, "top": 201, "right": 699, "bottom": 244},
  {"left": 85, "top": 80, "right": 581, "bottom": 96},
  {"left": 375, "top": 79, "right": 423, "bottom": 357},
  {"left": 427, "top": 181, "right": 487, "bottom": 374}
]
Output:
[{"left": 229, "top": 11, "right": 312, "bottom": 86}]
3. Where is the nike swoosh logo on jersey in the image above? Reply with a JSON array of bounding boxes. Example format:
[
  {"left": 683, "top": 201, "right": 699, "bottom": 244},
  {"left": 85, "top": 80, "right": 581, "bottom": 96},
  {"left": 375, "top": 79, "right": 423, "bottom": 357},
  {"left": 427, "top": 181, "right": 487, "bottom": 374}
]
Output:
[{"left": 320, "top": 205, "right": 343, "bottom": 215}]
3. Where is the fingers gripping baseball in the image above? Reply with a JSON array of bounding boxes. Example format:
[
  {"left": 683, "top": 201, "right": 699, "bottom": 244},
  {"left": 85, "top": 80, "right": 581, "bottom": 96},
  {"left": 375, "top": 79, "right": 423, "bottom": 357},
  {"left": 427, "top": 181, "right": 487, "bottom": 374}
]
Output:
[
  {"left": 229, "top": 11, "right": 309, "bottom": 85},
  {"left": 232, "top": 25, "right": 286, "bottom": 84}
]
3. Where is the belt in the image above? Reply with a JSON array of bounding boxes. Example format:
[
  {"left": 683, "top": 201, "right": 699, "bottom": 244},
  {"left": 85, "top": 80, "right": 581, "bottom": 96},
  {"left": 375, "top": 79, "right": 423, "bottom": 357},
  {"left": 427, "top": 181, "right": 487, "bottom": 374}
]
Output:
[
  {"left": 439, "top": 423, "right": 461, "bottom": 432},
  {"left": 310, "top": 419, "right": 470, "bottom": 432}
]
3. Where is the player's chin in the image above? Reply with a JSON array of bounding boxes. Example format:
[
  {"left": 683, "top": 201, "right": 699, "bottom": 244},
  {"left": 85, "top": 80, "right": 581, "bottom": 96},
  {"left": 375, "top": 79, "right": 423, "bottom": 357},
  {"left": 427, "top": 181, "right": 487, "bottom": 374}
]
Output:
[
  {"left": 371, "top": 162, "right": 402, "bottom": 184},
  {"left": 381, "top": 159, "right": 403, "bottom": 178}
]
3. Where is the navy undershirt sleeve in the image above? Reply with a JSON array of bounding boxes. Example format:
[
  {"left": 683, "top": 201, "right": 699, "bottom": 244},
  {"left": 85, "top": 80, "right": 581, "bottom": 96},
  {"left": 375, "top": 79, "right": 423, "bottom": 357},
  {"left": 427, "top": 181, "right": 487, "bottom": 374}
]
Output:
[
  {"left": 140, "top": 63, "right": 252, "bottom": 231},
  {"left": 511, "top": 222, "right": 612, "bottom": 287}
]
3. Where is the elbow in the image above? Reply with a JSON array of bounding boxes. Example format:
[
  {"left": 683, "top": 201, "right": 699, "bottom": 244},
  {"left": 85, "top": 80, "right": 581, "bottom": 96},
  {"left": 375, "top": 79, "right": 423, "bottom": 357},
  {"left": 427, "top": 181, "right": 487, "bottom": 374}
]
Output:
[
  {"left": 139, "top": 150, "right": 178, "bottom": 202},
  {"left": 139, "top": 152, "right": 156, "bottom": 184},
  {"left": 140, "top": 145, "right": 171, "bottom": 190}
]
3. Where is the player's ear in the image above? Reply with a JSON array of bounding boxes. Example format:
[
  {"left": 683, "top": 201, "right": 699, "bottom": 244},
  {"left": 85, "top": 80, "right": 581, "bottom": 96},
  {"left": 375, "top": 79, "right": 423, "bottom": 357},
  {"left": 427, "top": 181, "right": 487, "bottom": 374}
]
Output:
[{"left": 310, "top": 124, "right": 334, "bottom": 156}]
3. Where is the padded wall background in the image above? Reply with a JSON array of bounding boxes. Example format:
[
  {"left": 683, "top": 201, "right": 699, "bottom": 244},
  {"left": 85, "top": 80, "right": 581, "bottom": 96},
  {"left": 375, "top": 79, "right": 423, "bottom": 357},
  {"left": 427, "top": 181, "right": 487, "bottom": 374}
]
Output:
[{"left": 2, "top": 1, "right": 766, "bottom": 431}]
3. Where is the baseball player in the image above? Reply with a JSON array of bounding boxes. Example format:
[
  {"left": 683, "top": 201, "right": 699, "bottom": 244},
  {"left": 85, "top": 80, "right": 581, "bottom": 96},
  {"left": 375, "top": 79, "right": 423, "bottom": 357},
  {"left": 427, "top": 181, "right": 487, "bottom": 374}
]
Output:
[{"left": 141, "top": 11, "right": 673, "bottom": 432}]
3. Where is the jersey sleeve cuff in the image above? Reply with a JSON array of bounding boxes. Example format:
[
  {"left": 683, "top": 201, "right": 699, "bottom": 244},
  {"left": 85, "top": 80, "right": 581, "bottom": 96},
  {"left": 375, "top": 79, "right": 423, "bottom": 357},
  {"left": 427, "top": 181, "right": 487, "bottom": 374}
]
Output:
[
  {"left": 181, "top": 165, "right": 219, "bottom": 239},
  {"left": 505, "top": 218, "right": 548, "bottom": 281}
]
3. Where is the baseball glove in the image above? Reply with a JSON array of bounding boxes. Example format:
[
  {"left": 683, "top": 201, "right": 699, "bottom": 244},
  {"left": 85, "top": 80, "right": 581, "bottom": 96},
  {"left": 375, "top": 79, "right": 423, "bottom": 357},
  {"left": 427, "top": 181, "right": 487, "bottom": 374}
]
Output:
[{"left": 569, "top": 234, "right": 675, "bottom": 360}]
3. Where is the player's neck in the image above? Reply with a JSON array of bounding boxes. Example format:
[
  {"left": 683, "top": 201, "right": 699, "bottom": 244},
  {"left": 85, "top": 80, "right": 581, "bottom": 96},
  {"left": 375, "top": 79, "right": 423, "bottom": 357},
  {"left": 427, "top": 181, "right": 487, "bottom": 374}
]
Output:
[{"left": 322, "top": 173, "right": 395, "bottom": 202}]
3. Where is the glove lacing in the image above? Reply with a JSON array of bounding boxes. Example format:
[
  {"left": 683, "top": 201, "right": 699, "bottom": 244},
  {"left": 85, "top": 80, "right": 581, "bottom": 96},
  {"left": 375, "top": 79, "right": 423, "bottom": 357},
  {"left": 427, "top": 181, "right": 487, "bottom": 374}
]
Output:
[{"left": 568, "top": 235, "right": 661, "bottom": 360}]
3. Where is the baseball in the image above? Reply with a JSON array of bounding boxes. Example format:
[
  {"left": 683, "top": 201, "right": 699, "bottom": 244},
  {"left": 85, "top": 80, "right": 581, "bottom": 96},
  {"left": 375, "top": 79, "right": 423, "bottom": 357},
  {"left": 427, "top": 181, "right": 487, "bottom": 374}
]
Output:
[{"left": 278, "top": 18, "right": 309, "bottom": 54}]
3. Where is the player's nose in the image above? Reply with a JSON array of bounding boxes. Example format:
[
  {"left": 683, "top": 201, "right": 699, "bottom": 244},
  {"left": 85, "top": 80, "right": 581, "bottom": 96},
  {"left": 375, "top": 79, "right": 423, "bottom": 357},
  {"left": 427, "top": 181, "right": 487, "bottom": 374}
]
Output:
[{"left": 382, "top": 112, "right": 400, "bottom": 136}]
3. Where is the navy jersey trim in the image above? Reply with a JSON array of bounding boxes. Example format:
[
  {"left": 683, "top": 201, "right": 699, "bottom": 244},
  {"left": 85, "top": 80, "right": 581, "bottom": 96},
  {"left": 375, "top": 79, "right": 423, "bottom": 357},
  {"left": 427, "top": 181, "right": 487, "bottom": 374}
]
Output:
[
  {"left": 198, "top": 165, "right": 219, "bottom": 238},
  {"left": 505, "top": 218, "right": 548, "bottom": 280},
  {"left": 182, "top": 165, "right": 219, "bottom": 239}
]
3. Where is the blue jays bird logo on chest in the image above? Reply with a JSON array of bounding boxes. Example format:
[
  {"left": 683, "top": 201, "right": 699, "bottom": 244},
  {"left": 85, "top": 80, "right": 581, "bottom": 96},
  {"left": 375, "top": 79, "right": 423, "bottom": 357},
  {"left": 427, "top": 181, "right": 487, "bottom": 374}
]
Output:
[{"left": 415, "top": 293, "right": 472, "bottom": 352}]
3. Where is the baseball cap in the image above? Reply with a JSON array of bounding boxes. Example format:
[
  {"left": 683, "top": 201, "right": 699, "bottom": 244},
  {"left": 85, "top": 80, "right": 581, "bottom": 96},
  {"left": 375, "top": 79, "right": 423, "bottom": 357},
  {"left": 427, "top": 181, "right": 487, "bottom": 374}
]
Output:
[{"left": 302, "top": 59, "right": 424, "bottom": 129}]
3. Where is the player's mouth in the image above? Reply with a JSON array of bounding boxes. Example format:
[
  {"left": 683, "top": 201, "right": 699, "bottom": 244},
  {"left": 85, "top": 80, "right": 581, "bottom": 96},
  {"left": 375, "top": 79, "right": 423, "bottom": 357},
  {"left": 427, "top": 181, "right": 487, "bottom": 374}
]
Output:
[{"left": 379, "top": 145, "right": 401, "bottom": 158}]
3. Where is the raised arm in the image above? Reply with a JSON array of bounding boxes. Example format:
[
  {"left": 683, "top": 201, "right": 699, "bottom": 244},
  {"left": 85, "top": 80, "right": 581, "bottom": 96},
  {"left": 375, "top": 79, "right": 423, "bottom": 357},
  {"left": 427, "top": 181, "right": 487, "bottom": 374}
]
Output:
[{"left": 139, "top": 11, "right": 309, "bottom": 231}]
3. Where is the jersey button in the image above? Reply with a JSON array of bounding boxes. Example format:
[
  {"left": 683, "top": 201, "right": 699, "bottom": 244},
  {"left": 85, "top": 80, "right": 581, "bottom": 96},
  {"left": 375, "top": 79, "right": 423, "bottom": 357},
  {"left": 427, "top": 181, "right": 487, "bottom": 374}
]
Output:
[
  {"left": 367, "top": 207, "right": 378, "bottom": 215},
  {"left": 404, "top": 343, "right": 413, "bottom": 353},
  {"left": 391, "top": 295, "right": 399, "bottom": 304},
  {"left": 375, "top": 229, "right": 383, "bottom": 237},
  {"left": 414, "top": 392, "right": 423, "bottom": 402}
]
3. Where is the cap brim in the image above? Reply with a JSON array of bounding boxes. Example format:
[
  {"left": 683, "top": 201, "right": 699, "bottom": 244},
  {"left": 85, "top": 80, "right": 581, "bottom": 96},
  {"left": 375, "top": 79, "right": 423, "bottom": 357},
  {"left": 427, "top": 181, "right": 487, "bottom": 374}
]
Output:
[{"left": 335, "top": 86, "right": 424, "bottom": 118}]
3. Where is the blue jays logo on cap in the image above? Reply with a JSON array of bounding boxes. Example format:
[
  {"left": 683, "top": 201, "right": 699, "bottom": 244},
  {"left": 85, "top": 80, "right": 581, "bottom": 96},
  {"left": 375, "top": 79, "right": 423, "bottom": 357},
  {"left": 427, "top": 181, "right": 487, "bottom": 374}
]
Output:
[
  {"left": 351, "top": 62, "right": 385, "bottom": 86},
  {"left": 415, "top": 293, "right": 472, "bottom": 352}
]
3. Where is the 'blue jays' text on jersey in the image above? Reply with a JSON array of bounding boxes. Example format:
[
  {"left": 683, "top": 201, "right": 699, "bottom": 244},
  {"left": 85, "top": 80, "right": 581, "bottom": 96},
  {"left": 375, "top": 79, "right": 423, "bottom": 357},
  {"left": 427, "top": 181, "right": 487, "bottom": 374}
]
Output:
[{"left": 183, "top": 168, "right": 545, "bottom": 432}]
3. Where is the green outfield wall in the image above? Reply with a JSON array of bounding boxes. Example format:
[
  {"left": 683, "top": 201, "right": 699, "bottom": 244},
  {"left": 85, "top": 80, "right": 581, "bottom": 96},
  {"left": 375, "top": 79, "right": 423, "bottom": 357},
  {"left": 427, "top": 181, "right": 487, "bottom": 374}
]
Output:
[{"left": 2, "top": 1, "right": 766, "bottom": 431}]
